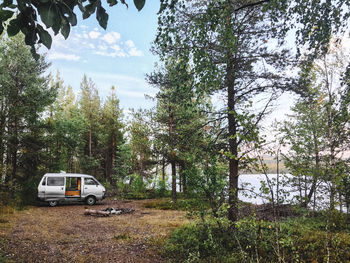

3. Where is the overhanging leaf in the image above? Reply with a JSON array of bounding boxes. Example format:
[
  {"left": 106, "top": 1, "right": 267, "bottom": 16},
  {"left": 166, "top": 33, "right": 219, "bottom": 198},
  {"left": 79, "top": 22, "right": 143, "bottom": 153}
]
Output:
[
  {"left": 61, "top": 22, "right": 70, "bottom": 39},
  {"left": 38, "top": 2, "right": 57, "bottom": 28},
  {"left": 0, "top": 9, "right": 14, "bottom": 20},
  {"left": 133, "top": 0, "right": 145, "bottom": 11},
  {"left": 38, "top": 26, "right": 52, "bottom": 48},
  {"left": 107, "top": 0, "right": 118, "bottom": 7},
  {"left": 7, "top": 20, "right": 20, "bottom": 36},
  {"left": 83, "top": 3, "right": 96, "bottom": 19},
  {"left": 25, "top": 30, "right": 37, "bottom": 46},
  {"left": 96, "top": 5, "right": 108, "bottom": 30},
  {"left": 68, "top": 13, "right": 77, "bottom": 26}
]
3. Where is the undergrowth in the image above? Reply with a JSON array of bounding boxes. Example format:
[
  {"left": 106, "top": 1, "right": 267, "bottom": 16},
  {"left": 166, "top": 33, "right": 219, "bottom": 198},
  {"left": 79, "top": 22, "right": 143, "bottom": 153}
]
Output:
[
  {"left": 143, "top": 198, "right": 209, "bottom": 211},
  {"left": 163, "top": 214, "right": 350, "bottom": 263}
]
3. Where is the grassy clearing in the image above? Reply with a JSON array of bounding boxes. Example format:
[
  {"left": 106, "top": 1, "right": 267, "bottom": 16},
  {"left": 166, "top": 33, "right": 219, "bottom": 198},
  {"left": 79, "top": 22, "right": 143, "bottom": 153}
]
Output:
[{"left": 0, "top": 199, "right": 189, "bottom": 263}]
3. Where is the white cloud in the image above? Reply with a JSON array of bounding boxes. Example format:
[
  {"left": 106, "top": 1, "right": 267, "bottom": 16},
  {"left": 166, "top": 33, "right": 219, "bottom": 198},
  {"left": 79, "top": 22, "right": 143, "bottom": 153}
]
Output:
[
  {"left": 111, "top": 44, "right": 121, "bottom": 51},
  {"left": 89, "top": 30, "right": 101, "bottom": 39},
  {"left": 98, "top": 45, "right": 108, "bottom": 50},
  {"left": 125, "top": 40, "right": 135, "bottom": 48},
  {"left": 48, "top": 52, "right": 81, "bottom": 61},
  {"left": 102, "top": 32, "right": 121, "bottom": 44},
  {"left": 89, "top": 43, "right": 95, "bottom": 49},
  {"left": 125, "top": 40, "right": 143, "bottom": 57},
  {"left": 112, "top": 52, "right": 128, "bottom": 58},
  {"left": 128, "top": 48, "right": 143, "bottom": 57},
  {"left": 94, "top": 50, "right": 127, "bottom": 58}
]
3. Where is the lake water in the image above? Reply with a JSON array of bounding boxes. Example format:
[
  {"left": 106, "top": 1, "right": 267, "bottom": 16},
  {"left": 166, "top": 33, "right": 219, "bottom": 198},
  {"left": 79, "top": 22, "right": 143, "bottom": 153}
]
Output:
[{"left": 238, "top": 174, "right": 331, "bottom": 209}]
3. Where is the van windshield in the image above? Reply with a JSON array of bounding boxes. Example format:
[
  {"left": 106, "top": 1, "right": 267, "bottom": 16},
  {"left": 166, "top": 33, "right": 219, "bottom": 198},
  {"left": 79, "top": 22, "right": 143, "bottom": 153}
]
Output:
[{"left": 84, "top": 178, "right": 98, "bottom": 185}]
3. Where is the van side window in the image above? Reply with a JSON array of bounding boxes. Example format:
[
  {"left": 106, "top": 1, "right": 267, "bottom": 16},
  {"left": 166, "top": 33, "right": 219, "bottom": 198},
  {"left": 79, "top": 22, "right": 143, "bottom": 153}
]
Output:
[
  {"left": 42, "top": 178, "right": 46, "bottom": 185},
  {"left": 85, "top": 178, "right": 98, "bottom": 185},
  {"left": 47, "top": 177, "right": 64, "bottom": 186}
]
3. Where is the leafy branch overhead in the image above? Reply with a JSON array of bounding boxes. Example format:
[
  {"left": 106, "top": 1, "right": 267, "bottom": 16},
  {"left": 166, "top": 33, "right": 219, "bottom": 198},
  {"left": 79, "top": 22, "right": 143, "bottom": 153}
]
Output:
[{"left": 0, "top": 0, "right": 146, "bottom": 52}]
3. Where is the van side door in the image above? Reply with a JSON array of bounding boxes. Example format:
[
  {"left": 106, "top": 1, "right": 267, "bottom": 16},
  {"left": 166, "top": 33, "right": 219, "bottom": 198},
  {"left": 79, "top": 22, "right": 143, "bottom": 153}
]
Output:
[{"left": 45, "top": 177, "right": 65, "bottom": 199}]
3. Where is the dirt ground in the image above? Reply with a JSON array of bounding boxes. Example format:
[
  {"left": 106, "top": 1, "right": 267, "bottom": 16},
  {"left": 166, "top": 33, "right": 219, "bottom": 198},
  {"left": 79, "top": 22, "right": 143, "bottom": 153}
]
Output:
[{"left": 0, "top": 199, "right": 189, "bottom": 263}]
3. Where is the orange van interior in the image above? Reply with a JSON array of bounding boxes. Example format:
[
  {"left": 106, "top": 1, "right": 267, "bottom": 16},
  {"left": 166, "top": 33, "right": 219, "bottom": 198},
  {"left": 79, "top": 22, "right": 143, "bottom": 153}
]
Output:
[{"left": 65, "top": 177, "right": 81, "bottom": 197}]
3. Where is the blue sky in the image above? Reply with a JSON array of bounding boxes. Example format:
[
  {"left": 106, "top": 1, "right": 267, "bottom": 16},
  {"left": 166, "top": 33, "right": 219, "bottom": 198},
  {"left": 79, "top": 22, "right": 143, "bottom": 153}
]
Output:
[{"left": 42, "top": 2, "right": 160, "bottom": 110}]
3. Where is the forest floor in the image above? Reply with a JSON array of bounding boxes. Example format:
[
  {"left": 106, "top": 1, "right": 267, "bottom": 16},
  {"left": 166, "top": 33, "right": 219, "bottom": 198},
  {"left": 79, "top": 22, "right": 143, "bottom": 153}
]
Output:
[{"left": 0, "top": 199, "right": 189, "bottom": 263}]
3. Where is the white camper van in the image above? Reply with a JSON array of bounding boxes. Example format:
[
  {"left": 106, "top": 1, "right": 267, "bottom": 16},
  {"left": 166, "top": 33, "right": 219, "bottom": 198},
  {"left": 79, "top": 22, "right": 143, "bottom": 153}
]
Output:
[{"left": 37, "top": 172, "right": 106, "bottom": 207}]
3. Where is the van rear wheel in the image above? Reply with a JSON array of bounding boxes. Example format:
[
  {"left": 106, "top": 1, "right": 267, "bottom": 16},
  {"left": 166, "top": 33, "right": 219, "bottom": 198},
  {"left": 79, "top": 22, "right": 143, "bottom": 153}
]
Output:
[
  {"left": 86, "top": 196, "right": 96, "bottom": 205},
  {"left": 48, "top": 201, "right": 58, "bottom": 207}
]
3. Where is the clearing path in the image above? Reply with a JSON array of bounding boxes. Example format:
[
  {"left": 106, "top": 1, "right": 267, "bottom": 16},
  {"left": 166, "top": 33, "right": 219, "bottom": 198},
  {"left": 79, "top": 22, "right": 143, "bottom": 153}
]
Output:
[{"left": 0, "top": 199, "right": 188, "bottom": 263}]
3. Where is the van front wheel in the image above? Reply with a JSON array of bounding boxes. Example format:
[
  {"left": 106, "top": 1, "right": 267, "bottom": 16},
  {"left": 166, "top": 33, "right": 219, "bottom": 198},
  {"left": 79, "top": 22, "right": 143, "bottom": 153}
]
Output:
[
  {"left": 86, "top": 196, "right": 96, "bottom": 205},
  {"left": 48, "top": 201, "right": 58, "bottom": 207}
]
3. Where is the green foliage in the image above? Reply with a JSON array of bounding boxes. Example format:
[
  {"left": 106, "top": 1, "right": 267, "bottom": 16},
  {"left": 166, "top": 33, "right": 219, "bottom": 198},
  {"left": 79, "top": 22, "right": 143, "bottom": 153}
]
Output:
[
  {"left": 163, "top": 215, "right": 350, "bottom": 263},
  {"left": 118, "top": 174, "right": 155, "bottom": 199},
  {"left": 114, "top": 233, "right": 132, "bottom": 241},
  {"left": 128, "top": 109, "right": 154, "bottom": 180},
  {"left": 0, "top": 33, "right": 56, "bottom": 199},
  {"left": 154, "top": 179, "right": 170, "bottom": 198},
  {"left": 280, "top": 41, "right": 350, "bottom": 211},
  {"left": 0, "top": 0, "right": 147, "bottom": 55},
  {"left": 144, "top": 198, "right": 209, "bottom": 211}
]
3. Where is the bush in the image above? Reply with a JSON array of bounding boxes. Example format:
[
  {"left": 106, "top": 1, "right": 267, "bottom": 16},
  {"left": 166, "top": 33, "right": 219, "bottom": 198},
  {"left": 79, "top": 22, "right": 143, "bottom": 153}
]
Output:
[
  {"left": 163, "top": 215, "right": 350, "bottom": 263},
  {"left": 117, "top": 175, "right": 153, "bottom": 199},
  {"left": 155, "top": 180, "right": 170, "bottom": 198}
]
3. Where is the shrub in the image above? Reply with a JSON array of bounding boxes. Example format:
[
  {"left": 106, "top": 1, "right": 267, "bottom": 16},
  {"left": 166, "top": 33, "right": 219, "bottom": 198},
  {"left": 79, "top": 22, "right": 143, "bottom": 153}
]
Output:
[
  {"left": 155, "top": 180, "right": 170, "bottom": 198},
  {"left": 163, "top": 215, "right": 350, "bottom": 263}
]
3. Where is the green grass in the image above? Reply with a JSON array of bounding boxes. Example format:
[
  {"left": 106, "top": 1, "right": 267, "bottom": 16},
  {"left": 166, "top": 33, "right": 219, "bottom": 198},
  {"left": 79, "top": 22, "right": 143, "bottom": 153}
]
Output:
[{"left": 114, "top": 233, "right": 132, "bottom": 241}]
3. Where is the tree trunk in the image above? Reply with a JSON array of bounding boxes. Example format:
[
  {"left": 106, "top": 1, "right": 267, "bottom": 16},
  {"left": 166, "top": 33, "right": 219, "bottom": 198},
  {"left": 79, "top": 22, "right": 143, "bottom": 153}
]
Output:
[
  {"left": 227, "top": 60, "right": 239, "bottom": 222},
  {"left": 180, "top": 161, "right": 187, "bottom": 194},
  {"left": 89, "top": 126, "right": 92, "bottom": 157},
  {"left": 162, "top": 155, "right": 165, "bottom": 181},
  {"left": 171, "top": 160, "right": 177, "bottom": 202},
  {"left": 179, "top": 164, "right": 182, "bottom": 193},
  {"left": 0, "top": 100, "right": 6, "bottom": 184},
  {"left": 303, "top": 135, "right": 320, "bottom": 209},
  {"left": 169, "top": 110, "right": 177, "bottom": 202}
]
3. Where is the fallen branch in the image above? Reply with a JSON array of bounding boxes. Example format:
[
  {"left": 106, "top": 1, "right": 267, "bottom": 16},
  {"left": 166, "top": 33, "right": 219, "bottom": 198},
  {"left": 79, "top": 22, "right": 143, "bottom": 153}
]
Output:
[
  {"left": 84, "top": 207, "right": 135, "bottom": 217},
  {"left": 84, "top": 209, "right": 110, "bottom": 217}
]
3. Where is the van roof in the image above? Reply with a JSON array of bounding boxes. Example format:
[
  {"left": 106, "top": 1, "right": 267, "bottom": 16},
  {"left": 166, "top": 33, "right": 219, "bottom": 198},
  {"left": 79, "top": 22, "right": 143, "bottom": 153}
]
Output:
[{"left": 44, "top": 173, "right": 94, "bottom": 178}]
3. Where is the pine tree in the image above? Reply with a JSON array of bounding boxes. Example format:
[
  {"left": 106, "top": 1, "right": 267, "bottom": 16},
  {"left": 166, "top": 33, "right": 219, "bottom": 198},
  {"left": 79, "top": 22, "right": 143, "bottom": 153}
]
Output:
[
  {"left": 0, "top": 34, "right": 56, "bottom": 197},
  {"left": 79, "top": 75, "right": 101, "bottom": 176},
  {"left": 100, "top": 86, "right": 125, "bottom": 188}
]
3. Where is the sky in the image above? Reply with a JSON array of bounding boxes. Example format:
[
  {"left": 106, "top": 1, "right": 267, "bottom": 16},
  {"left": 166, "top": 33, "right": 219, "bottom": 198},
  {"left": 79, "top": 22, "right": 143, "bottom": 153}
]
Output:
[{"left": 41, "top": 1, "right": 161, "bottom": 111}]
